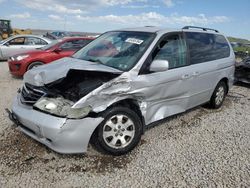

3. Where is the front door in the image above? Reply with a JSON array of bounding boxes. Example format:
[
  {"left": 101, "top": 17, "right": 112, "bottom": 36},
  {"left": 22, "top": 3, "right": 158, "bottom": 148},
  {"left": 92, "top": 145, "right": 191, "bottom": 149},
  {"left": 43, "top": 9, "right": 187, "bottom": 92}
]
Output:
[
  {"left": 134, "top": 33, "right": 192, "bottom": 124},
  {"left": 1, "top": 37, "right": 26, "bottom": 58}
]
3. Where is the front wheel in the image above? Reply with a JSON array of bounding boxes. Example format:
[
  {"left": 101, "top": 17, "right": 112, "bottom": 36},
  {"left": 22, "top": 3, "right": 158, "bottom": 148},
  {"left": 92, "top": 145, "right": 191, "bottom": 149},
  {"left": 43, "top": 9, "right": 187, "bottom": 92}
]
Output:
[
  {"left": 209, "top": 81, "right": 227, "bottom": 109},
  {"left": 93, "top": 107, "right": 143, "bottom": 156}
]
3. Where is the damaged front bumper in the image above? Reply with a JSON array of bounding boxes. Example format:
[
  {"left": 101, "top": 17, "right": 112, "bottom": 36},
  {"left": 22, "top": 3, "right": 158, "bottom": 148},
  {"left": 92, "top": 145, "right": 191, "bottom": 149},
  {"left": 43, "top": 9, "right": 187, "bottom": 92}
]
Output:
[{"left": 9, "top": 94, "right": 104, "bottom": 154}]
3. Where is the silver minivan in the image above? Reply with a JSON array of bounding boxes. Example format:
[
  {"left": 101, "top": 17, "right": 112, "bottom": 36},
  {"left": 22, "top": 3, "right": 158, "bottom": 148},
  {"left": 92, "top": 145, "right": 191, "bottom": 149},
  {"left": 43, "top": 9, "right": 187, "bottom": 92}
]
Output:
[{"left": 8, "top": 26, "right": 235, "bottom": 155}]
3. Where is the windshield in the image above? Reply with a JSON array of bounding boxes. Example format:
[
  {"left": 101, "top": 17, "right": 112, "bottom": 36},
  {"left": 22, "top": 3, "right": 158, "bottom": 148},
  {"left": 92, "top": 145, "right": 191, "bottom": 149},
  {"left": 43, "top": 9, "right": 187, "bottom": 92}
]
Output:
[
  {"left": 41, "top": 40, "right": 60, "bottom": 50},
  {"left": 72, "top": 31, "right": 155, "bottom": 71}
]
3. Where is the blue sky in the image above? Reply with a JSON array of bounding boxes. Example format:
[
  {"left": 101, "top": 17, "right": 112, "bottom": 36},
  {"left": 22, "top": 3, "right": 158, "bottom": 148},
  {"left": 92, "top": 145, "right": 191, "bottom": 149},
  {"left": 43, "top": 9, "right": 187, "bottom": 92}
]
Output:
[{"left": 0, "top": 0, "right": 249, "bottom": 39}]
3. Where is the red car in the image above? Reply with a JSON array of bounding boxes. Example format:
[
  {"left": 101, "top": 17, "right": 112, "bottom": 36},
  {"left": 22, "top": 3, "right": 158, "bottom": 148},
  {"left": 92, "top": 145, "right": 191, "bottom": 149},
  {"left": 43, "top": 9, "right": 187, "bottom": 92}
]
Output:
[{"left": 8, "top": 37, "right": 94, "bottom": 76}]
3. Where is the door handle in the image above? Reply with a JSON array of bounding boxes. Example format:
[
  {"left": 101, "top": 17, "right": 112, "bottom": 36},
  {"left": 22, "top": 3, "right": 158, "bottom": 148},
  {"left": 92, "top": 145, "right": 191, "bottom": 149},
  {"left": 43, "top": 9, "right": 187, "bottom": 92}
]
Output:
[{"left": 182, "top": 74, "right": 191, "bottom": 79}]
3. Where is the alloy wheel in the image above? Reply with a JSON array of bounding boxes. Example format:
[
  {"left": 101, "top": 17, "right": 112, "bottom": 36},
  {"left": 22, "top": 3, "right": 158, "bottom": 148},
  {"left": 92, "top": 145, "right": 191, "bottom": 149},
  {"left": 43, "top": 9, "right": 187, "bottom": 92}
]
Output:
[{"left": 102, "top": 114, "right": 135, "bottom": 149}]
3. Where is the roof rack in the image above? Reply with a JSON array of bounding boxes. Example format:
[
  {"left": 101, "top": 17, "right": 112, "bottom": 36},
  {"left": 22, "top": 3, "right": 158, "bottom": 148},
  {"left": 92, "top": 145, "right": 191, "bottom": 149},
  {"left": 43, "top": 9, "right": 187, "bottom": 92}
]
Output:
[{"left": 182, "top": 26, "right": 219, "bottom": 33}]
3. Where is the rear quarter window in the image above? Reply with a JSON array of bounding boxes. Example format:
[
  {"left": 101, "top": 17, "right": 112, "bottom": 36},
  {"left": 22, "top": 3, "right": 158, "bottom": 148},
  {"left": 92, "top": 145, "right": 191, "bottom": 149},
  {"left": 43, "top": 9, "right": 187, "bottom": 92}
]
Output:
[{"left": 185, "top": 32, "right": 230, "bottom": 64}]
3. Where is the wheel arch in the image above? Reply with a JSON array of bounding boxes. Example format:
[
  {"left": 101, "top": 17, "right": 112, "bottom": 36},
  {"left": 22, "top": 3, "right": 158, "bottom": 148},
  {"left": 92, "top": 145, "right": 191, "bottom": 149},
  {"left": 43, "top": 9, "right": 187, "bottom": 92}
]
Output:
[
  {"left": 90, "top": 98, "right": 146, "bottom": 142},
  {"left": 218, "top": 77, "right": 229, "bottom": 94},
  {"left": 108, "top": 98, "right": 145, "bottom": 128},
  {"left": 26, "top": 60, "right": 45, "bottom": 71}
]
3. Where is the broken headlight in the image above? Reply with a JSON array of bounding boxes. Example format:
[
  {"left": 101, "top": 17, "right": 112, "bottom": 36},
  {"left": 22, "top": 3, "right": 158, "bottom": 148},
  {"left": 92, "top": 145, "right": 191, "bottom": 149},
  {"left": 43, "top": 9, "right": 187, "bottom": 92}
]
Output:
[{"left": 34, "top": 97, "right": 92, "bottom": 119}]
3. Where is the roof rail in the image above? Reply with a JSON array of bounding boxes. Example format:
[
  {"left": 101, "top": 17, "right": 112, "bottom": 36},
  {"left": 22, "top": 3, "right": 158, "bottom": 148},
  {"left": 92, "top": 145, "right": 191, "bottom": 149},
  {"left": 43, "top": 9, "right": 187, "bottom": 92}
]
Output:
[{"left": 182, "top": 26, "right": 219, "bottom": 33}]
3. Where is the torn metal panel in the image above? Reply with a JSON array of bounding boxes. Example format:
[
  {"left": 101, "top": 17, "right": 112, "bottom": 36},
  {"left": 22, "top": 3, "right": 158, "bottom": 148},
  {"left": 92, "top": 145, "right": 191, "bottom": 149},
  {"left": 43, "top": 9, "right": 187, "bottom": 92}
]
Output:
[
  {"left": 71, "top": 66, "right": 192, "bottom": 124},
  {"left": 23, "top": 57, "right": 122, "bottom": 86},
  {"left": 47, "top": 69, "right": 119, "bottom": 102}
]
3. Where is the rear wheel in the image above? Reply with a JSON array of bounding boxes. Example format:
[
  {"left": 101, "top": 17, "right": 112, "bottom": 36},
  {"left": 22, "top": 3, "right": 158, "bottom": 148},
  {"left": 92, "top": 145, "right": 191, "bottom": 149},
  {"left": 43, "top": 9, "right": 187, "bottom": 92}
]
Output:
[
  {"left": 93, "top": 107, "right": 143, "bottom": 156},
  {"left": 209, "top": 81, "right": 227, "bottom": 109},
  {"left": 27, "top": 61, "right": 43, "bottom": 71}
]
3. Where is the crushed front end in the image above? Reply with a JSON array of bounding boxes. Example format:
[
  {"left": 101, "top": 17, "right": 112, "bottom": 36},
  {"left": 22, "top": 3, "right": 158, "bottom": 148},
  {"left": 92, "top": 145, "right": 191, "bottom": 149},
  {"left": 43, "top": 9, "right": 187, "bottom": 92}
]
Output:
[
  {"left": 9, "top": 83, "right": 104, "bottom": 153},
  {"left": 9, "top": 64, "right": 121, "bottom": 154}
]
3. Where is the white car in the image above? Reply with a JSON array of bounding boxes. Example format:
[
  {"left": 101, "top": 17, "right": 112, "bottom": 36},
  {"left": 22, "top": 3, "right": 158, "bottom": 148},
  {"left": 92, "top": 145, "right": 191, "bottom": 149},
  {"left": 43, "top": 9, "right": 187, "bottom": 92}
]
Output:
[{"left": 0, "top": 35, "right": 51, "bottom": 60}]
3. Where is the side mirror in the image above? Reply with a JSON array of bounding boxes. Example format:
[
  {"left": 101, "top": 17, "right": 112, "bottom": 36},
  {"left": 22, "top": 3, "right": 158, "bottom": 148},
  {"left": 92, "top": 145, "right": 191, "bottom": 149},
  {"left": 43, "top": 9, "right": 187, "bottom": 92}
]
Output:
[
  {"left": 4, "top": 42, "right": 10, "bottom": 46},
  {"left": 149, "top": 60, "right": 169, "bottom": 72},
  {"left": 54, "top": 48, "right": 62, "bottom": 53}
]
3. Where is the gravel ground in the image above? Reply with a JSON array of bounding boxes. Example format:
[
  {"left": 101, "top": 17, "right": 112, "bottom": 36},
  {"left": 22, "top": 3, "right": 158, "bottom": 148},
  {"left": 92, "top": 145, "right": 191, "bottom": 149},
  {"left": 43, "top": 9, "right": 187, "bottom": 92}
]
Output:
[{"left": 0, "top": 61, "right": 250, "bottom": 187}]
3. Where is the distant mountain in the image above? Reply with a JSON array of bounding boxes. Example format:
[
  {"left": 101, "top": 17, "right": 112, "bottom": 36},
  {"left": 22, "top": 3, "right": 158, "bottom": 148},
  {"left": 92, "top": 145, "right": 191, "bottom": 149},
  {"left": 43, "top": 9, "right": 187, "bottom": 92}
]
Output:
[{"left": 227, "top": 37, "right": 250, "bottom": 44}]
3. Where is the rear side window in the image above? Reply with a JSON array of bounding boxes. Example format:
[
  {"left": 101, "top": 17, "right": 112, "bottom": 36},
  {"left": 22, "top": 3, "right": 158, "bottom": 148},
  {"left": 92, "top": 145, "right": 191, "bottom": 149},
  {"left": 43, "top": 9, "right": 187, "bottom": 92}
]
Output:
[
  {"left": 77, "top": 39, "right": 92, "bottom": 47},
  {"left": 25, "top": 37, "right": 48, "bottom": 45},
  {"left": 60, "top": 39, "right": 92, "bottom": 50},
  {"left": 185, "top": 32, "right": 230, "bottom": 64}
]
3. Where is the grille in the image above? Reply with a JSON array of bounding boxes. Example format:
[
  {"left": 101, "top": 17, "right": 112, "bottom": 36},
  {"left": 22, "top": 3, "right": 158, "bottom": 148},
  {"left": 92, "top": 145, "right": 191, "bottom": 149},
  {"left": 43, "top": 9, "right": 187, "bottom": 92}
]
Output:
[{"left": 20, "top": 83, "right": 46, "bottom": 105}]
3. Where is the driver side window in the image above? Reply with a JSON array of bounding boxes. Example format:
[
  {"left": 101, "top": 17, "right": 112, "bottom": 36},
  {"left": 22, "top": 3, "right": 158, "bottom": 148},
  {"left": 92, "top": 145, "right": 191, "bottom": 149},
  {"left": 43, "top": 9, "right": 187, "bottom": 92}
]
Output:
[
  {"left": 152, "top": 34, "right": 187, "bottom": 69},
  {"left": 8, "top": 37, "right": 25, "bottom": 45}
]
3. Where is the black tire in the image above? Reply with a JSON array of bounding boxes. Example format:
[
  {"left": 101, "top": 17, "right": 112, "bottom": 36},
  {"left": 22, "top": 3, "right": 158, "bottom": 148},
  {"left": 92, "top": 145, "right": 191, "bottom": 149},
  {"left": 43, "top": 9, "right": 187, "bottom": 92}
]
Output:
[
  {"left": 92, "top": 106, "right": 143, "bottom": 156},
  {"left": 27, "top": 61, "right": 43, "bottom": 71},
  {"left": 209, "top": 81, "right": 227, "bottom": 109}
]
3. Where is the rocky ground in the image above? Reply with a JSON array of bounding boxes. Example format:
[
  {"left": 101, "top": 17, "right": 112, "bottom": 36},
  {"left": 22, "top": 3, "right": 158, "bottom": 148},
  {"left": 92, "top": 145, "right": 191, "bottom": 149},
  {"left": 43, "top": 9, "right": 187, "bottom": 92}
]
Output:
[{"left": 0, "top": 61, "right": 249, "bottom": 187}]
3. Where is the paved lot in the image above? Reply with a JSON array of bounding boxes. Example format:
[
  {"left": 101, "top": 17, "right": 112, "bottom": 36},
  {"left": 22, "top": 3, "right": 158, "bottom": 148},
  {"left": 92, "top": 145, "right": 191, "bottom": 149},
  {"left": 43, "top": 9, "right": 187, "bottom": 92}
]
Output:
[{"left": 0, "top": 61, "right": 250, "bottom": 187}]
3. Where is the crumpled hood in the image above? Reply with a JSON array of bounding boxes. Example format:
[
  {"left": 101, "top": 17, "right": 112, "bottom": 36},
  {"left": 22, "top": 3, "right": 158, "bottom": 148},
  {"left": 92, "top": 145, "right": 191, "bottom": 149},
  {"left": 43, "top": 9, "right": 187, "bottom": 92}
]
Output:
[{"left": 23, "top": 57, "right": 122, "bottom": 86}]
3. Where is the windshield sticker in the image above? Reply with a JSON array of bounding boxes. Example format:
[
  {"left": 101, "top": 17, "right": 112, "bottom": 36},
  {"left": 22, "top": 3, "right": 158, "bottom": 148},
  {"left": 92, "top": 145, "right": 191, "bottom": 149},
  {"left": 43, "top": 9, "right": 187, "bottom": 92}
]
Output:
[{"left": 125, "top": 38, "right": 144, "bottom": 45}]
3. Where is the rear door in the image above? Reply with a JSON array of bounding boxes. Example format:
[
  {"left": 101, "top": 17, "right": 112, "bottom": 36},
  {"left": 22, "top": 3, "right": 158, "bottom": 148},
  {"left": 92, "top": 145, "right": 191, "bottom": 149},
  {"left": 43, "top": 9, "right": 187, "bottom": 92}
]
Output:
[
  {"left": 135, "top": 33, "right": 193, "bottom": 124},
  {"left": 184, "top": 32, "right": 231, "bottom": 108},
  {"left": 24, "top": 36, "right": 48, "bottom": 49}
]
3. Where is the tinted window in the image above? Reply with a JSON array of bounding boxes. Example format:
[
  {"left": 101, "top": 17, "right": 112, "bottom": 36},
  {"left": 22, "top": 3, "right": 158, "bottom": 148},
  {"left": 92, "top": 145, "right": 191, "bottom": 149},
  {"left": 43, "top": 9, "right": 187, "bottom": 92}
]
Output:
[
  {"left": 60, "top": 39, "right": 92, "bottom": 50},
  {"left": 185, "top": 32, "right": 230, "bottom": 64},
  {"left": 153, "top": 34, "right": 187, "bottom": 69}
]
